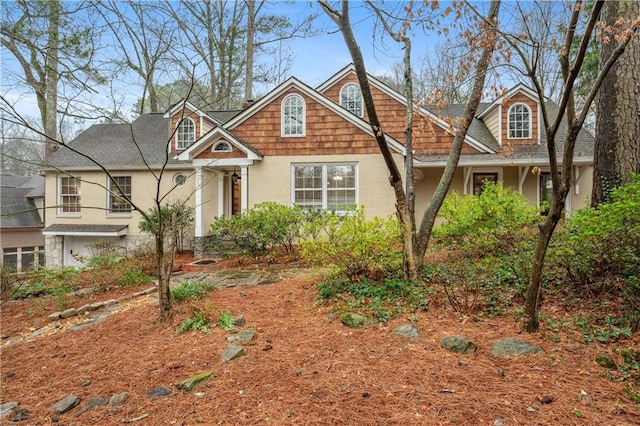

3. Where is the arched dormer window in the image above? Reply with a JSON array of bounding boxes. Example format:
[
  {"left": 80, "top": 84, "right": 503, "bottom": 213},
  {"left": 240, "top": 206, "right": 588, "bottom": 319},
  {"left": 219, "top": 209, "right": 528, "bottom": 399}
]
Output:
[
  {"left": 212, "top": 141, "right": 232, "bottom": 152},
  {"left": 508, "top": 103, "right": 531, "bottom": 139},
  {"left": 282, "top": 94, "right": 305, "bottom": 137},
  {"left": 176, "top": 117, "right": 195, "bottom": 149},
  {"left": 340, "top": 83, "right": 363, "bottom": 117}
]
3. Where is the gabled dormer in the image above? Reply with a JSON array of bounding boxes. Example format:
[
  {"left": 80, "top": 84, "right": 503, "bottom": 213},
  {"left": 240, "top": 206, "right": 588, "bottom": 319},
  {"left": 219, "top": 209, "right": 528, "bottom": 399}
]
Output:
[
  {"left": 477, "top": 84, "right": 541, "bottom": 147},
  {"left": 163, "top": 100, "right": 218, "bottom": 153}
]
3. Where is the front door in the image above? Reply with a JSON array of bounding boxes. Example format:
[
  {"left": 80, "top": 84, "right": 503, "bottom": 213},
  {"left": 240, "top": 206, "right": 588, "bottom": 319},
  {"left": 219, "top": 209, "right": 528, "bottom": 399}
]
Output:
[{"left": 231, "top": 174, "right": 241, "bottom": 215}]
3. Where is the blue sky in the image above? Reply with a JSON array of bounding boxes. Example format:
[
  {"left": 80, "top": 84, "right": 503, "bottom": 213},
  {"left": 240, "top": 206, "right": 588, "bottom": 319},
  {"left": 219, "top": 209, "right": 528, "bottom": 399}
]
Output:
[{"left": 2, "top": 1, "right": 474, "bottom": 126}]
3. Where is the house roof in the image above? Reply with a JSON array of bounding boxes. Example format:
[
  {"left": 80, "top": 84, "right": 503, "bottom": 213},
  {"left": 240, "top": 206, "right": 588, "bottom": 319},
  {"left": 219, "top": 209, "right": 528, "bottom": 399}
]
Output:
[
  {"left": 42, "top": 224, "right": 128, "bottom": 236},
  {"left": 45, "top": 114, "right": 183, "bottom": 170},
  {"left": 0, "top": 174, "right": 45, "bottom": 229},
  {"left": 49, "top": 65, "right": 594, "bottom": 172}
]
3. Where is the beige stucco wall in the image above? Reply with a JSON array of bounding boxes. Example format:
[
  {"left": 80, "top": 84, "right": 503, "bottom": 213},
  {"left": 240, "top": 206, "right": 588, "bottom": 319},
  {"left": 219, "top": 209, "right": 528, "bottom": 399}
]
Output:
[
  {"left": 245, "top": 153, "right": 403, "bottom": 219},
  {"left": 1, "top": 229, "right": 44, "bottom": 249},
  {"left": 44, "top": 169, "right": 196, "bottom": 237},
  {"left": 412, "top": 164, "right": 594, "bottom": 220}
]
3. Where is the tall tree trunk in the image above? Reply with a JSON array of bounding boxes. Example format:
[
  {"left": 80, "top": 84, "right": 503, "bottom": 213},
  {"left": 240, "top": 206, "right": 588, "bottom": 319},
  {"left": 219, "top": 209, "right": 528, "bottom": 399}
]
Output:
[
  {"left": 245, "top": 0, "right": 255, "bottom": 102},
  {"left": 157, "top": 212, "right": 177, "bottom": 323},
  {"left": 592, "top": 0, "right": 640, "bottom": 206},
  {"left": 44, "top": 0, "right": 60, "bottom": 157},
  {"left": 321, "top": 0, "right": 501, "bottom": 280}
]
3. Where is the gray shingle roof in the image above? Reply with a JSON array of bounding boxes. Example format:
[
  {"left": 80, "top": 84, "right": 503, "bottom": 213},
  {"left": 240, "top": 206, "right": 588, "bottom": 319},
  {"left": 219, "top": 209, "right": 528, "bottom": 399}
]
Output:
[
  {"left": 46, "top": 114, "right": 183, "bottom": 170},
  {"left": 0, "top": 174, "right": 45, "bottom": 228},
  {"left": 42, "top": 224, "right": 128, "bottom": 235},
  {"left": 425, "top": 102, "right": 594, "bottom": 163}
]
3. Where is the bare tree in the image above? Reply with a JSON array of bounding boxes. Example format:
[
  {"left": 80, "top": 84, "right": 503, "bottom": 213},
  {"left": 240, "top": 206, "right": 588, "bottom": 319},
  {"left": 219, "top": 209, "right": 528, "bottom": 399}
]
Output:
[
  {"left": 492, "top": 0, "right": 639, "bottom": 332},
  {"left": 0, "top": 84, "right": 209, "bottom": 322},
  {"left": 1, "top": 0, "right": 102, "bottom": 155},
  {"left": 591, "top": 0, "right": 640, "bottom": 206},
  {"left": 319, "top": 0, "right": 502, "bottom": 280},
  {"left": 0, "top": 119, "right": 45, "bottom": 174},
  {"left": 93, "top": 0, "right": 176, "bottom": 114},
  {"left": 244, "top": 0, "right": 317, "bottom": 101}
]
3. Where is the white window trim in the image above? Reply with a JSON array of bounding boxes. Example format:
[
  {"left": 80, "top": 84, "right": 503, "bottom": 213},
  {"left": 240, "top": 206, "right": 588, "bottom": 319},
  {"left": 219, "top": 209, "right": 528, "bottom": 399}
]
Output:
[
  {"left": 339, "top": 83, "right": 364, "bottom": 118},
  {"left": 107, "top": 175, "right": 132, "bottom": 215},
  {"left": 507, "top": 103, "right": 532, "bottom": 140},
  {"left": 281, "top": 94, "right": 306, "bottom": 137},
  {"left": 212, "top": 140, "right": 232, "bottom": 152},
  {"left": 290, "top": 163, "right": 358, "bottom": 213},
  {"left": 465, "top": 167, "right": 503, "bottom": 195},
  {"left": 57, "top": 175, "right": 81, "bottom": 216},
  {"left": 176, "top": 117, "right": 196, "bottom": 150}
]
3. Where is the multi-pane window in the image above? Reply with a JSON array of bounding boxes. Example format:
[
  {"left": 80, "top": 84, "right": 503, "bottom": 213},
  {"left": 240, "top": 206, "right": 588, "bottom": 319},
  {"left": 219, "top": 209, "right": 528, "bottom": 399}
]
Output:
[
  {"left": 293, "top": 164, "right": 357, "bottom": 212},
  {"left": 109, "top": 176, "right": 132, "bottom": 213},
  {"left": 213, "top": 141, "right": 231, "bottom": 152},
  {"left": 1, "top": 246, "right": 44, "bottom": 272},
  {"left": 508, "top": 103, "right": 531, "bottom": 139},
  {"left": 176, "top": 117, "right": 195, "bottom": 149},
  {"left": 340, "top": 83, "right": 363, "bottom": 117},
  {"left": 473, "top": 172, "right": 498, "bottom": 196},
  {"left": 282, "top": 95, "right": 305, "bottom": 136},
  {"left": 59, "top": 176, "right": 81, "bottom": 214}
]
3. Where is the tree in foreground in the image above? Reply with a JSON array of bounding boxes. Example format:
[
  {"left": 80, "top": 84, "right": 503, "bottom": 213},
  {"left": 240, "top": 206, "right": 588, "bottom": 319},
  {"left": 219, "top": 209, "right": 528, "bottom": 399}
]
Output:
[
  {"left": 319, "top": 0, "right": 502, "bottom": 280},
  {"left": 496, "top": 0, "right": 639, "bottom": 332},
  {"left": 591, "top": 0, "right": 640, "bottom": 207}
]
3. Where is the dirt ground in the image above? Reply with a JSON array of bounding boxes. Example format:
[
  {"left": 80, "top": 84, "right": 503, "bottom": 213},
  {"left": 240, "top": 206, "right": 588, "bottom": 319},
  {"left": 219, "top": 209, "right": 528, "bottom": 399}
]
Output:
[{"left": 1, "top": 253, "right": 639, "bottom": 425}]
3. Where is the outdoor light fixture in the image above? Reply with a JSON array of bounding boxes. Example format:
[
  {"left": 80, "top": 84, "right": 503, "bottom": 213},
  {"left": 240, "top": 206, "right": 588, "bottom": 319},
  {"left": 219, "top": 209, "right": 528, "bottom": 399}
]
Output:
[{"left": 231, "top": 170, "right": 240, "bottom": 183}]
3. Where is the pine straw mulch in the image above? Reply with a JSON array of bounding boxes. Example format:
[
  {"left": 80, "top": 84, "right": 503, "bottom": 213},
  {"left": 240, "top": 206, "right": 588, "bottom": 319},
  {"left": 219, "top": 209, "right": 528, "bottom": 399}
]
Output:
[{"left": 1, "top": 256, "right": 640, "bottom": 425}]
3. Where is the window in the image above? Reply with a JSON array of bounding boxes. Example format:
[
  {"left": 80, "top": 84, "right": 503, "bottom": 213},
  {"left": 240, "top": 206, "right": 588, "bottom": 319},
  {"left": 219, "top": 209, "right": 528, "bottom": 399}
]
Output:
[
  {"left": 108, "top": 176, "right": 132, "bottom": 213},
  {"left": 508, "top": 103, "right": 531, "bottom": 139},
  {"left": 59, "top": 176, "right": 81, "bottom": 214},
  {"left": 293, "top": 163, "right": 357, "bottom": 212},
  {"left": 340, "top": 83, "right": 363, "bottom": 117},
  {"left": 282, "top": 94, "right": 305, "bottom": 136},
  {"left": 173, "top": 173, "right": 186, "bottom": 186},
  {"left": 540, "top": 172, "right": 553, "bottom": 214},
  {"left": 2, "top": 247, "right": 18, "bottom": 271},
  {"left": 473, "top": 172, "right": 498, "bottom": 196},
  {"left": 176, "top": 117, "right": 195, "bottom": 149},
  {"left": 212, "top": 141, "right": 232, "bottom": 152}
]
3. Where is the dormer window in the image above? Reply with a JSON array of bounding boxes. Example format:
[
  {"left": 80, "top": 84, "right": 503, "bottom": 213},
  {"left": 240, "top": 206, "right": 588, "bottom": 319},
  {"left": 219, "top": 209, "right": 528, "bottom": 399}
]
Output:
[
  {"left": 282, "top": 94, "right": 305, "bottom": 137},
  {"left": 508, "top": 103, "right": 531, "bottom": 139},
  {"left": 340, "top": 83, "right": 363, "bottom": 117},
  {"left": 212, "top": 141, "right": 232, "bottom": 152},
  {"left": 176, "top": 117, "right": 195, "bottom": 149}
]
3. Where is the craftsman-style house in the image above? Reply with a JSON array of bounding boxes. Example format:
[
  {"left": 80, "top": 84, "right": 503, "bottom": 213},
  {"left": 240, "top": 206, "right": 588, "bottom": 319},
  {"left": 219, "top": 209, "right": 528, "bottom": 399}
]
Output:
[{"left": 42, "top": 64, "right": 594, "bottom": 268}]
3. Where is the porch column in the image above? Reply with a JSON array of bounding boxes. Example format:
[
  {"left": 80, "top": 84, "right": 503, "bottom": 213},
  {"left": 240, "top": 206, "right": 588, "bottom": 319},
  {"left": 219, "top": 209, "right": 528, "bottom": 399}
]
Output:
[
  {"left": 217, "top": 172, "right": 224, "bottom": 218},
  {"left": 518, "top": 166, "right": 530, "bottom": 193},
  {"left": 573, "top": 165, "right": 584, "bottom": 195},
  {"left": 195, "top": 167, "right": 203, "bottom": 237},
  {"left": 463, "top": 167, "right": 473, "bottom": 195},
  {"left": 240, "top": 165, "right": 248, "bottom": 212}
]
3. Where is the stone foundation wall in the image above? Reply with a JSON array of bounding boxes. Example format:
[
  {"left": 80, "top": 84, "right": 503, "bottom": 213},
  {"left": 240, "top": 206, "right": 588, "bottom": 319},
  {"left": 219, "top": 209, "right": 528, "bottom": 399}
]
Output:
[
  {"left": 193, "top": 236, "right": 218, "bottom": 259},
  {"left": 44, "top": 235, "right": 64, "bottom": 269}
]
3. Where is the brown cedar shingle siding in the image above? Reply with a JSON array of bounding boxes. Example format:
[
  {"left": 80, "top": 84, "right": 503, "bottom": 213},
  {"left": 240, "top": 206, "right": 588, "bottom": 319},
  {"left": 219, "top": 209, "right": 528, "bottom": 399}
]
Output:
[
  {"left": 195, "top": 149, "right": 248, "bottom": 160},
  {"left": 232, "top": 89, "right": 381, "bottom": 156},
  {"left": 322, "top": 75, "right": 482, "bottom": 156},
  {"left": 501, "top": 93, "right": 538, "bottom": 145},
  {"left": 170, "top": 108, "right": 202, "bottom": 153}
]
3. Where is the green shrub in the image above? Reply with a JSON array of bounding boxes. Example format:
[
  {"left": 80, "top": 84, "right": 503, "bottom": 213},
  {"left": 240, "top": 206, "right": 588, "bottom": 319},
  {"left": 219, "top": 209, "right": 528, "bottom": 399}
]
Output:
[
  {"left": 117, "top": 268, "right": 153, "bottom": 287},
  {"left": 317, "top": 276, "right": 429, "bottom": 322},
  {"left": 171, "top": 279, "right": 210, "bottom": 302},
  {"left": 299, "top": 207, "right": 402, "bottom": 281},
  {"left": 549, "top": 175, "right": 640, "bottom": 328},
  {"left": 176, "top": 307, "right": 211, "bottom": 334},
  {"left": 433, "top": 182, "right": 539, "bottom": 257},
  {"left": 217, "top": 310, "right": 236, "bottom": 331},
  {"left": 209, "top": 202, "right": 306, "bottom": 256}
]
